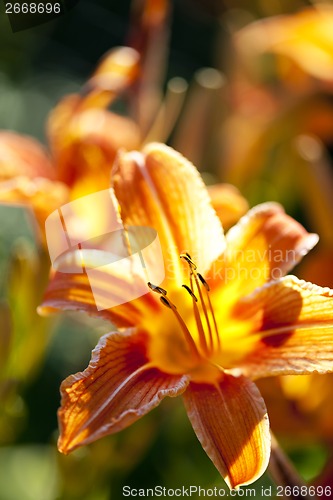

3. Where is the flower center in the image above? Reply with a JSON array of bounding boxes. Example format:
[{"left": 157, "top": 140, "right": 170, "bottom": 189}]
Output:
[{"left": 148, "top": 253, "right": 223, "bottom": 383}]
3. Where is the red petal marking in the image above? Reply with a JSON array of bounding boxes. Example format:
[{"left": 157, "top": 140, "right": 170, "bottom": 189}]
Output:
[{"left": 235, "top": 276, "right": 333, "bottom": 378}]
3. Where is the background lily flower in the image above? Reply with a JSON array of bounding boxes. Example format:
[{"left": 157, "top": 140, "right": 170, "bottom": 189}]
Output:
[
  {"left": 0, "top": 45, "right": 144, "bottom": 445},
  {"left": 220, "top": 4, "right": 333, "bottom": 212},
  {"left": 0, "top": 45, "right": 141, "bottom": 237},
  {"left": 40, "top": 143, "right": 333, "bottom": 489},
  {"left": 47, "top": 46, "right": 141, "bottom": 199},
  {"left": 236, "top": 4, "right": 333, "bottom": 87}
]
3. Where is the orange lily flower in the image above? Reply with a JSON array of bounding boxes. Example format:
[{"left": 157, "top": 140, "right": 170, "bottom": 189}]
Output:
[{"left": 39, "top": 143, "right": 333, "bottom": 489}]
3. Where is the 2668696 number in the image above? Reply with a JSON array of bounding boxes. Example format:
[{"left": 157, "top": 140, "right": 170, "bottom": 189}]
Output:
[
  {"left": 276, "top": 485, "right": 332, "bottom": 497},
  {"left": 5, "top": 3, "right": 62, "bottom": 14}
]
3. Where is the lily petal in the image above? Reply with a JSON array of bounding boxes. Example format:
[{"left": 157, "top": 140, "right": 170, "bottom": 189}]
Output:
[
  {"left": 207, "top": 183, "right": 249, "bottom": 230},
  {"left": 83, "top": 46, "right": 140, "bottom": 108},
  {"left": 0, "top": 176, "right": 69, "bottom": 233},
  {"left": 235, "top": 276, "right": 333, "bottom": 378},
  {"left": 0, "top": 131, "right": 54, "bottom": 181},
  {"left": 183, "top": 374, "right": 270, "bottom": 489},
  {"left": 39, "top": 258, "right": 161, "bottom": 328},
  {"left": 48, "top": 96, "right": 140, "bottom": 196},
  {"left": 58, "top": 328, "right": 189, "bottom": 454},
  {"left": 209, "top": 202, "right": 318, "bottom": 297},
  {"left": 47, "top": 46, "right": 140, "bottom": 196},
  {"left": 112, "top": 143, "right": 225, "bottom": 283},
  {"left": 39, "top": 186, "right": 164, "bottom": 326}
]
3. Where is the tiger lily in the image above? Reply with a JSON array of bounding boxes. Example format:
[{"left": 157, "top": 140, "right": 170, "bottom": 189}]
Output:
[{"left": 40, "top": 143, "right": 333, "bottom": 489}]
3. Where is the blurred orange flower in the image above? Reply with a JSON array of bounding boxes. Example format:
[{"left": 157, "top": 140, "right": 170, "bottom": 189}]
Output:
[
  {"left": 47, "top": 47, "right": 141, "bottom": 199},
  {"left": 0, "top": 47, "right": 141, "bottom": 235},
  {"left": 237, "top": 4, "right": 333, "bottom": 88},
  {"left": 39, "top": 144, "right": 333, "bottom": 488},
  {"left": 223, "top": 4, "right": 333, "bottom": 200}
]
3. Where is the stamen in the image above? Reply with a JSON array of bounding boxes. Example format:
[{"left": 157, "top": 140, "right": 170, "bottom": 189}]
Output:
[
  {"left": 196, "top": 272, "right": 220, "bottom": 351},
  {"left": 169, "top": 297, "right": 201, "bottom": 360},
  {"left": 197, "top": 273, "right": 210, "bottom": 291},
  {"left": 160, "top": 296, "right": 172, "bottom": 309},
  {"left": 149, "top": 280, "right": 201, "bottom": 361},
  {"left": 180, "top": 253, "right": 197, "bottom": 270},
  {"left": 148, "top": 282, "right": 167, "bottom": 296},
  {"left": 210, "top": 295, "right": 220, "bottom": 340},
  {"left": 187, "top": 273, "right": 210, "bottom": 355},
  {"left": 148, "top": 255, "right": 221, "bottom": 364},
  {"left": 182, "top": 284, "right": 198, "bottom": 302},
  {"left": 191, "top": 272, "right": 213, "bottom": 354},
  {"left": 180, "top": 253, "right": 221, "bottom": 355}
]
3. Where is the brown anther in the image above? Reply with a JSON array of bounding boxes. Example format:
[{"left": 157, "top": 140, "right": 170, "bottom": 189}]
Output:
[
  {"left": 182, "top": 284, "right": 198, "bottom": 301},
  {"left": 197, "top": 273, "right": 210, "bottom": 291},
  {"left": 148, "top": 282, "right": 167, "bottom": 296},
  {"left": 160, "top": 296, "right": 173, "bottom": 309},
  {"left": 180, "top": 253, "right": 197, "bottom": 270}
]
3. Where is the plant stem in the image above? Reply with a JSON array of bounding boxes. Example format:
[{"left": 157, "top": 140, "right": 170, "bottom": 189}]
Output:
[{"left": 268, "top": 432, "right": 318, "bottom": 500}]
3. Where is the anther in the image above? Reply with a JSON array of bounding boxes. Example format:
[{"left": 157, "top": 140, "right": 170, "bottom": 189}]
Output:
[
  {"left": 182, "top": 284, "right": 198, "bottom": 302},
  {"left": 154, "top": 280, "right": 201, "bottom": 361},
  {"left": 160, "top": 296, "right": 173, "bottom": 309},
  {"left": 180, "top": 253, "right": 197, "bottom": 270},
  {"left": 148, "top": 282, "right": 167, "bottom": 296},
  {"left": 197, "top": 273, "right": 210, "bottom": 291}
]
